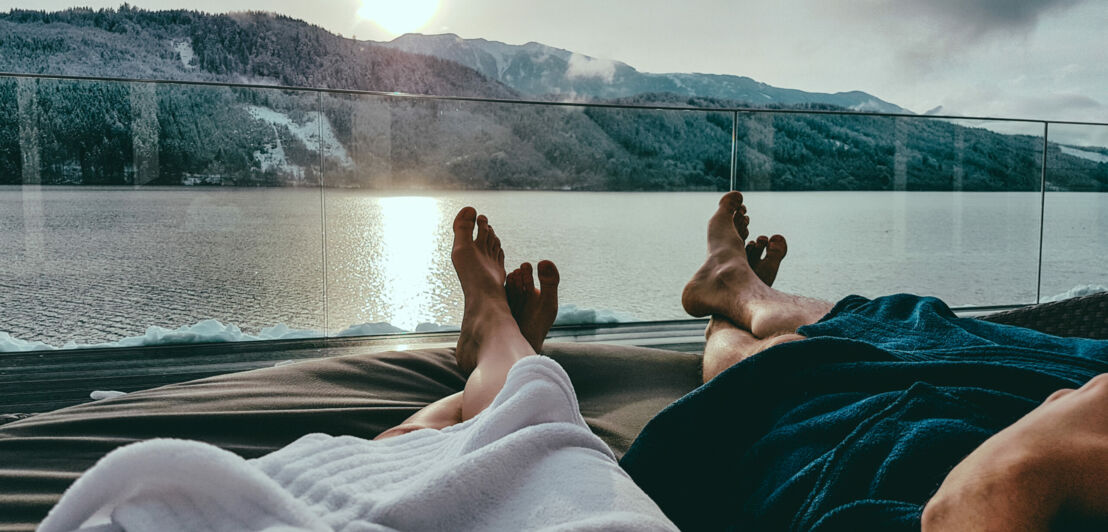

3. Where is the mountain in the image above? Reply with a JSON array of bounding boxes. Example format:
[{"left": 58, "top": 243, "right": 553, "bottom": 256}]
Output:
[
  {"left": 0, "top": 7, "right": 1103, "bottom": 192},
  {"left": 380, "top": 33, "right": 910, "bottom": 113}
]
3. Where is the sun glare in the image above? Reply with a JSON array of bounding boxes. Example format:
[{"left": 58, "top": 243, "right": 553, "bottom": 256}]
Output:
[
  {"left": 376, "top": 196, "right": 444, "bottom": 330},
  {"left": 357, "top": 0, "right": 440, "bottom": 35}
]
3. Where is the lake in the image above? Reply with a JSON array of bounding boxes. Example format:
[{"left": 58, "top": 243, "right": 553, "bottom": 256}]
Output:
[{"left": 1, "top": 187, "right": 1105, "bottom": 347}]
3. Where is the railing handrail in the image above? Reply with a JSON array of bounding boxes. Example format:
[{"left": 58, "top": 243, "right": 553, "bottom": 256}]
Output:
[{"left": 3, "top": 71, "right": 1107, "bottom": 128}]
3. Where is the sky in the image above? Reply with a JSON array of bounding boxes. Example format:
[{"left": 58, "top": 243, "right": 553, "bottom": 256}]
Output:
[{"left": 4, "top": 0, "right": 1107, "bottom": 130}]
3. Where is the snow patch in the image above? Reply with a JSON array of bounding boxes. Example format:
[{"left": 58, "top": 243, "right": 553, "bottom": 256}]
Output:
[
  {"left": 1041, "top": 284, "right": 1108, "bottom": 303},
  {"left": 850, "top": 99, "right": 887, "bottom": 112},
  {"left": 566, "top": 53, "right": 616, "bottom": 83},
  {"left": 553, "top": 304, "right": 635, "bottom": 325},
  {"left": 1059, "top": 146, "right": 1108, "bottom": 164},
  {"left": 246, "top": 106, "right": 353, "bottom": 168},
  {"left": 90, "top": 390, "right": 127, "bottom": 400},
  {"left": 334, "top": 322, "right": 408, "bottom": 337},
  {"left": 171, "top": 40, "right": 196, "bottom": 69}
]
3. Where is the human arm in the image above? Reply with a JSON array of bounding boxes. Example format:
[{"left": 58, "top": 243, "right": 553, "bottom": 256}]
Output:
[{"left": 923, "top": 374, "right": 1108, "bottom": 531}]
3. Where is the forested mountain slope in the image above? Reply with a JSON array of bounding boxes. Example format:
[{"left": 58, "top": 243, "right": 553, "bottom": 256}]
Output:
[{"left": 0, "top": 7, "right": 513, "bottom": 97}]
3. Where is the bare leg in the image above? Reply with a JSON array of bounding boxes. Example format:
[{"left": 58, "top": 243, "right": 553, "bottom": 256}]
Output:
[
  {"left": 450, "top": 209, "right": 539, "bottom": 420},
  {"left": 683, "top": 191, "right": 832, "bottom": 338},
  {"left": 375, "top": 391, "right": 464, "bottom": 440},
  {"left": 377, "top": 223, "right": 561, "bottom": 441},
  {"left": 505, "top": 260, "right": 560, "bottom": 352},
  {"left": 701, "top": 317, "right": 804, "bottom": 382}
]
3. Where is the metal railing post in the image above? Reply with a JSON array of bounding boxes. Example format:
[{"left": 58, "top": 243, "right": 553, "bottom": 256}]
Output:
[
  {"left": 730, "top": 110, "right": 738, "bottom": 190},
  {"left": 1035, "top": 122, "right": 1049, "bottom": 304},
  {"left": 318, "top": 90, "right": 329, "bottom": 334}
]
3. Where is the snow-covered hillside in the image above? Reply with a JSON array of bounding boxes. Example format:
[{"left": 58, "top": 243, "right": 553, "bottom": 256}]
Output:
[{"left": 247, "top": 105, "right": 353, "bottom": 176}]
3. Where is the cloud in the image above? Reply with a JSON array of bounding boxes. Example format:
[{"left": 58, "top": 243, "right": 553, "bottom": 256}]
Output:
[
  {"left": 565, "top": 53, "right": 616, "bottom": 83},
  {"left": 876, "top": 0, "right": 1088, "bottom": 79},
  {"left": 897, "top": 0, "right": 1085, "bottom": 43},
  {"left": 912, "top": 0, "right": 1082, "bottom": 32},
  {"left": 937, "top": 83, "right": 1105, "bottom": 124}
]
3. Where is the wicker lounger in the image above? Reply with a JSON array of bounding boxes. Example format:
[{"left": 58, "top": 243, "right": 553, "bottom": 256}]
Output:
[{"left": 979, "top": 291, "right": 1108, "bottom": 340}]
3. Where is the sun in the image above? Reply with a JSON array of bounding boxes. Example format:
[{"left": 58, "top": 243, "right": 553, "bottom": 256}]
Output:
[{"left": 357, "top": 0, "right": 440, "bottom": 35}]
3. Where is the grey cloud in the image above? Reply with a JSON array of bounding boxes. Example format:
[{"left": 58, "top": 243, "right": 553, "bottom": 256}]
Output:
[
  {"left": 902, "top": 0, "right": 1086, "bottom": 40},
  {"left": 882, "top": 0, "right": 1089, "bottom": 78}
]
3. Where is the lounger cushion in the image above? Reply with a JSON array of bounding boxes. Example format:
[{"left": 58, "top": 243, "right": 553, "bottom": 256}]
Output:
[{"left": 0, "top": 343, "right": 700, "bottom": 531}]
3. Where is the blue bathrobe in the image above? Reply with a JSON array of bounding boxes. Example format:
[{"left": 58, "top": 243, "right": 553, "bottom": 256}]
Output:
[{"left": 620, "top": 294, "right": 1108, "bottom": 531}]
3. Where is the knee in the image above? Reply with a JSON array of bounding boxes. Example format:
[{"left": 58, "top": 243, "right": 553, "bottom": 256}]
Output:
[
  {"left": 374, "top": 423, "right": 431, "bottom": 441},
  {"left": 759, "top": 333, "right": 804, "bottom": 351}
]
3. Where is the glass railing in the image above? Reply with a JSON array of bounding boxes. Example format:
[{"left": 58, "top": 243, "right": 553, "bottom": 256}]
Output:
[{"left": 0, "top": 73, "right": 1104, "bottom": 351}]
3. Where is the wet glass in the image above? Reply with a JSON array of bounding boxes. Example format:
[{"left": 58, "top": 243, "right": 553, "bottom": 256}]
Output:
[
  {"left": 0, "top": 78, "right": 325, "bottom": 349},
  {"left": 733, "top": 112, "right": 1044, "bottom": 307},
  {"left": 321, "top": 95, "right": 733, "bottom": 335},
  {"left": 1040, "top": 123, "right": 1108, "bottom": 302}
]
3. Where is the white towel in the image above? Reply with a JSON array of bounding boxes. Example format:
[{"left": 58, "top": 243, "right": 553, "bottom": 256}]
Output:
[{"left": 39, "top": 356, "right": 678, "bottom": 532}]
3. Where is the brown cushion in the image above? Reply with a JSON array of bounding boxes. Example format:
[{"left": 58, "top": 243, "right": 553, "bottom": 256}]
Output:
[{"left": 0, "top": 343, "right": 700, "bottom": 531}]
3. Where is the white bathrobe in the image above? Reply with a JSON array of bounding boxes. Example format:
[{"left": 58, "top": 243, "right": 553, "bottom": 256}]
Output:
[{"left": 38, "top": 356, "right": 678, "bottom": 531}]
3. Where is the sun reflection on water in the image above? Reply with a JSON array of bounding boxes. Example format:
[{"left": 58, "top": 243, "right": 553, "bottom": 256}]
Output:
[{"left": 374, "top": 196, "right": 444, "bottom": 330}]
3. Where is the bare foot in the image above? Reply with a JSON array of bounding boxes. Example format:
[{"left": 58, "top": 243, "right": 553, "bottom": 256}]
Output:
[
  {"left": 505, "top": 260, "right": 560, "bottom": 352},
  {"left": 746, "top": 234, "right": 787, "bottom": 286},
  {"left": 451, "top": 207, "right": 530, "bottom": 374},
  {"left": 683, "top": 192, "right": 831, "bottom": 337},
  {"left": 682, "top": 192, "right": 774, "bottom": 327}
]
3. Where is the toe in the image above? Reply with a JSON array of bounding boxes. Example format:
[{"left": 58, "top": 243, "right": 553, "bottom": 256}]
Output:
[
  {"left": 718, "top": 191, "right": 743, "bottom": 210},
  {"left": 749, "top": 236, "right": 766, "bottom": 262},
  {"left": 536, "top": 259, "right": 558, "bottom": 314},
  {"left": 746, "top": 240, "right": 760, "bottom": 264},
  {"left": 521, "top": 262, "right": 535, "bottom": 292},
  {"left": 733, "top": 211, "right": 750, "bottom": 241},
  {"left": 537, "top": 260, "right": 560, "bottom": 288},
  {"left": 764, "top": 234, "right": 788, "bottom": 262},
  {"left": 452, "top": 207, "right": 477, "bottom": 246},
  {"left": 709, "top": 192, "right": 745, "bottom": 246},
  {"left": 506, "top": 269, "right": 523, "bottom": 312},
  {"left": 488, "top": 225, "right": 501, "bottom": 257},
  {"left": 498, "top": 248, "right": 505, "bottom": 269},
  {"left": 475, "top": 215, "right": 489, "bottom": 248}
]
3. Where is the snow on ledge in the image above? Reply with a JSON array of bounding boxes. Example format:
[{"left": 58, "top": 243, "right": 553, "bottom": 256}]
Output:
[
  {"left": 0, "top": 304, "right": 636, "bottom": 353},
  {"left": 1040, "top": 284, "right": 1108, "bottom": 303}
]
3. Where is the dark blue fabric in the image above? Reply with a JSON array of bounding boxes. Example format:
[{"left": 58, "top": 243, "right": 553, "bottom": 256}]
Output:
[{"left": 620, "top": 294, "right": 1108, "bottom": 531}]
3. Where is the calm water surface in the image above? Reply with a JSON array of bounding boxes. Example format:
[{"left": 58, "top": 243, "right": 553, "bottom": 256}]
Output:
[{"left": 1, "top": 187, "right": 1104, "bottom": 345}]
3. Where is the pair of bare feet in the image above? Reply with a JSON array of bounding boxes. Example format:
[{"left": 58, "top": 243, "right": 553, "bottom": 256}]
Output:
[
  {"left": 450, "top": 207, "right": 560, "bottom": 375},
  {"left": 381, "top": 193, "right": 825, "bottom": 438},
  {"left": 445, "top": 207, "right": 564, "bottom": 420},
  {"left": 681, "top": 191, "right": 832, "bottom": 381}
]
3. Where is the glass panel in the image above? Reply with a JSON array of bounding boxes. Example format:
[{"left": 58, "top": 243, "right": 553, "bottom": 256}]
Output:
[
  {"left": 0, "top": 78, "right": 325, "bottom": 350},
  {"left": 322, "top": 95, "right": 733, "bottom": 335},
  {"left": 1040, "top": 123, "right": 1108, "bottom": 302},
  {"left": 734, "top": 112, "right": 1043, "bottom": 307}
]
